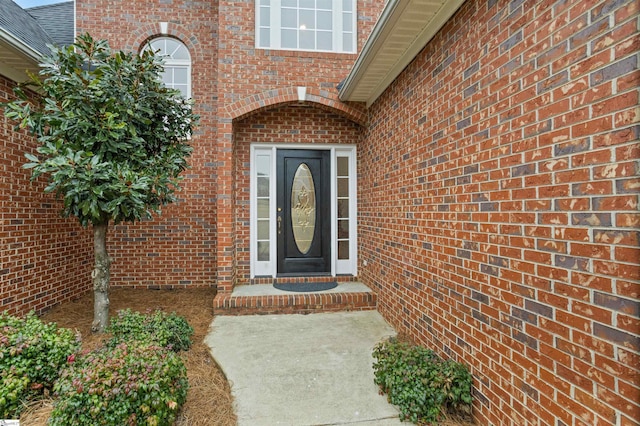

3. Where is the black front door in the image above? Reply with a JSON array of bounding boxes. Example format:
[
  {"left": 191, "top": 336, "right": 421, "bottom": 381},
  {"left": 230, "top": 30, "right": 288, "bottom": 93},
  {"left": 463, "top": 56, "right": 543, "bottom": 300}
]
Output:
[{"left": 277, "top": 149, "right": 330, "bottom": 275}]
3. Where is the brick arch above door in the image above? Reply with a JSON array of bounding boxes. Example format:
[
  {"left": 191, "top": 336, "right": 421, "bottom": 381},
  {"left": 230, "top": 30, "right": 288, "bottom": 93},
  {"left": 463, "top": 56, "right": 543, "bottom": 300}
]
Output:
[{"left": 225, "top": 87, "right": 368, "bottom": 127}]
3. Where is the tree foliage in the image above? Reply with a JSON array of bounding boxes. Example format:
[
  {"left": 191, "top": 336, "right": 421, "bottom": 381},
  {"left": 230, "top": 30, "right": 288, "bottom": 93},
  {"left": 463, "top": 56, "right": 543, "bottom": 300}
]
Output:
[{"left": 4, "top": 33, "right": 198, "bottom": 227}]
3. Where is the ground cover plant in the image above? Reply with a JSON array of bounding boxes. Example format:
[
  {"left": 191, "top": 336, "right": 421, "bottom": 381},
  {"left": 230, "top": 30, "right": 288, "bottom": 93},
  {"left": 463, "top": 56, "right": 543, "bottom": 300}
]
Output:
[
  {"left": 50, "top": 341, "right": 188, "bottom": 425},
  {"left": 107, "top": 309, "right": 194, "bottom": 352},
  {"left": 373, "top": 338, "right": 473, "bottom": 425},
  {"left": 0, "top": 312, "right": 80, "bottom": 419},
  {"left": 19, "top": 288, "right": 235, "bottom": 426}
]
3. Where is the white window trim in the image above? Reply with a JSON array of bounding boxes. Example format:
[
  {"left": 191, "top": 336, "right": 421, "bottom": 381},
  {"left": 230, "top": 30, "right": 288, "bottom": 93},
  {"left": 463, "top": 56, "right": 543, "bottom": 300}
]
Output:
[
  {"left": 255, "top": 0, "right": 357, "bottom": 54},
  {"left": 250, "top": 144, "right": 358, "bottom": 278}
]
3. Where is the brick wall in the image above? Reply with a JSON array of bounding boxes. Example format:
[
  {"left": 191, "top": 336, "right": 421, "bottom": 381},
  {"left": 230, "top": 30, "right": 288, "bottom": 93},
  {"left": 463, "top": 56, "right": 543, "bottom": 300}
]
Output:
[
  {"left": 359, "top": 0, "right": 639, "bottom": 424},
  {"left": 1, "top": 75, "right": 93, "bottom": 315},
  {"left": 77, "top": 0, "right": 219, "bottom": 289}
]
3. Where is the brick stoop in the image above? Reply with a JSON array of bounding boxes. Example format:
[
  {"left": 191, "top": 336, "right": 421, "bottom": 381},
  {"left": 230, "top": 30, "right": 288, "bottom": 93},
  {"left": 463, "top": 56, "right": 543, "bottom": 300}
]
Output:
[{"left": 213, "top": 282, "right": 377, "bottom": 315}]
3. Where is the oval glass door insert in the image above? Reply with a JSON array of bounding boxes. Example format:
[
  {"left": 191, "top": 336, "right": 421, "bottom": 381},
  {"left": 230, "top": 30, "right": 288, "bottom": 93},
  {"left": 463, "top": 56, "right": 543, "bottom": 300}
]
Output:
[{"left": 291, "top": 163, "right": 316, "bottom": 254}]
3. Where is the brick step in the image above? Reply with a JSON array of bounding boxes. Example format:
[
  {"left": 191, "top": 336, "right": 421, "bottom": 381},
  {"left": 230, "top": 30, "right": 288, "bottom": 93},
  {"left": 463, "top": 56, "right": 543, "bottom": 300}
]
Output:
[{"left": 213, "top": 282, "right": 376, "bottom": 315}]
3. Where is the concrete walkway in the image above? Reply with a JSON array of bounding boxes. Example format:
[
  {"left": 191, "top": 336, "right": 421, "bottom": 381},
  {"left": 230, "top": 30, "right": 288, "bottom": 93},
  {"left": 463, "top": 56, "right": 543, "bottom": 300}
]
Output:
[{"left": 205, "top": 311, "right": 403, "bottom": 426}]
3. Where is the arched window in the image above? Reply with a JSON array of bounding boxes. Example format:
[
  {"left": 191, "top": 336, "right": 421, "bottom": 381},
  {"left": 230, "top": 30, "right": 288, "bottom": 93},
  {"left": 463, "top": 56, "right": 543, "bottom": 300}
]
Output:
[{"left": 145, "top": 37, "right": 192, "bottom": 99}]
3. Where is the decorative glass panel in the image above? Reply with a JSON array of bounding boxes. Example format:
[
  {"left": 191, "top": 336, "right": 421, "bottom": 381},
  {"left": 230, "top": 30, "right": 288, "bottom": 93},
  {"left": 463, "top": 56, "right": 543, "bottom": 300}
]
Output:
[
  {"left": 337, "top": 157, "right": 349, "bottom": 176},
  {"left": 257, "top": 177, "right": 269, "bottom": 197},
  {"left": 338, "top": 219, "right": 349, "bottom": 239},
  {"left": 257, "top": 220, "right": 269, "bottom": 239},
  {"left": 256, "top": 155, "right": 270, "bottom": 176},
  {"left": 258, "top": 199, "right": 270, "bottom": 219},
  {"left": 338, "top": 177, "right": 349, "bottom": 197},
  {"left": 257, "top": 241, "right": 270, "bottom": 261},
  {"left": 338, "top": 240, "right": 349, "bottom": 260},
  {"left": 291, "top": 163, "right": 316, "bottom": 254},
  {"left": 337, "top": 199, "right": 349, "bottom": 218}
]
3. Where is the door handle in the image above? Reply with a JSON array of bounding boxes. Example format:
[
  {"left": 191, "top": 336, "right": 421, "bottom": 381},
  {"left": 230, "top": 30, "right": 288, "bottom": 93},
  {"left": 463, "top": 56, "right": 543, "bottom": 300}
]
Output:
[{"left": 277, "top": 216, "right": 282, "bottom": 235}]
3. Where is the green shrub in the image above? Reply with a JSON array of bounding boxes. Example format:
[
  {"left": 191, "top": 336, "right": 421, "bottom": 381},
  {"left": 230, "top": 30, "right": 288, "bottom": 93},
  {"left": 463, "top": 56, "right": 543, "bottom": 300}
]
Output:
[
  {"left": 50, "top": 341, "right": 188, "bottom": 426},
  {"left": 0, "top": 311, "right": 80, "bottom": 418},
  {"left": 372, "top": 339, "right": 473, "bottom": 424},
  {"left": 106, "top": 309, "right": 194, "bottom": 352}
]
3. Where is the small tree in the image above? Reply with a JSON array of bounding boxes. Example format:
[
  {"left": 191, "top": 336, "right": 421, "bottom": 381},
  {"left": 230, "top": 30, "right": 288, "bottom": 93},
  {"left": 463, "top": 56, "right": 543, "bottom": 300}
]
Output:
[{"left": 3, "top": 34, "right": 198, "bottom": 332}]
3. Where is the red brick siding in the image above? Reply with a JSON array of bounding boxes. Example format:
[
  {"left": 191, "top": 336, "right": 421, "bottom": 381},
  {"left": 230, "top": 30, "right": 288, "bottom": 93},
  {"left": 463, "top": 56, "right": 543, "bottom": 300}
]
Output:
[
  {"left": 1, "top": 75, "right": 93, "bottom": 315},
  {"left": 77, "top": 0, "right": 219, "bottom": 289},
  {"left": 233, "top": 104, "right": 362, "bottom": 283},
  {"left": 359, "top": 0, "right": 639, "bottom": 424}
]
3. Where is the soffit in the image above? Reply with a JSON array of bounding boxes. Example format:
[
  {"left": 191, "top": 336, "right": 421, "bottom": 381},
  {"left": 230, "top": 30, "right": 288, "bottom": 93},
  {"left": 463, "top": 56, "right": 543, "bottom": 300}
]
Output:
[
  {"left": 339, "top": 0, "right": 465, "bottom": 107},
  {"left": 0, "top": 39, "right": 40, "bottom": 83}
]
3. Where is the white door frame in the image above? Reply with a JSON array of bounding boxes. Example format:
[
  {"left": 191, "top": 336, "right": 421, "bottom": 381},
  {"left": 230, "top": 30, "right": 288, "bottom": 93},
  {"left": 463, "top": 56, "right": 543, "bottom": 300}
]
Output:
[{"left": 250, "top": 144, "right": 357, "bottom": 278}]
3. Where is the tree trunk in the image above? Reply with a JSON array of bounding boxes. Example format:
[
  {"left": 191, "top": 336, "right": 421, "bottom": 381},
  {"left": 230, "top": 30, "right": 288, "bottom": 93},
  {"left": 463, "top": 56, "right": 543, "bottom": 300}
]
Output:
[{"left": 91, "top": 221, "right": 111, "bottom": 333}]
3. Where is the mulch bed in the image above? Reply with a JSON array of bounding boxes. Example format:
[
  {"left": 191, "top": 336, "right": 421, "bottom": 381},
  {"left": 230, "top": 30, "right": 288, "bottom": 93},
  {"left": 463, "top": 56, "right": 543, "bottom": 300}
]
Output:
[{"left": 21, "top": 288, "right": 236, "bottom": 426}]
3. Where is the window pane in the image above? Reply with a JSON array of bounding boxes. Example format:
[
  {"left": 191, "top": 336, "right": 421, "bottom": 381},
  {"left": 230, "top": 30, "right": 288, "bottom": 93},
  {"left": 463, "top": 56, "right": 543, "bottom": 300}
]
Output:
[
  {"left": 281, "top": 8, "right": 297, "bottom": 28},
  {"left": 318, "top": 0, "right": 332, "bottom": 10},
  {"left": 257, "top": 176, "right": 269, "bottom": 197},
  {"left": 317, "top": 11, "right": 332, "bottom": 30},
  {"left": 256, "top": 155, "right": 270, "bottom": 176},
  {"left": 300, "top": 30, "right": 314, "bottom": 50},
  {"left": 342, "top": 0, "right": 352, "bottom": 12},
  {"left": 338, "top": 177, "right": 349, "bottom": 197},
  {"left": 282, "top": 0, "right": 296, "bottom": 7},
  {"left": 300, "top": 0, "right": 314, "bottom": 8},
  {"left": 172, "top": 45, "right": 190, "bottom": 60},
  {"left": 343, "top": 12, "right": 352, "bottom": 31},
  {"left": 257, "top": 220, "right": 269, "bottom": 239},
  {"left": 281, "top": 29, "right": 297, "bottom": 48},
  {"left": 259, "top": 28, "right": 270, "bottom": 47},
  {"left": 162, "top": 71, "right": 173, "bottom": 85},
  {"left": 337, "top": 157, "right": 349, "bottom": 176},
  {"left": 338, "top": 240, "right": 349, "bottom": 260},
  {"left": 338, "top": 219, "right": 349, "bottom": 239},
  {"left": 165, "top": 38, "right": 179, "bottom": 54},
  {"left": 343, "top": 36, "right": 353, "bottom": 53},
  {"left": 300, "top": 9, "right": 315, "bottom": 30},
  {"left": 337, "top": 199, "right": 349, "bottom": 218},
  {"left": 174, "top": 85, "right": 188, "bottom": 98},
  {"left": 258, "top": 199, "right": 270, "bottom": 219},
  {"left": 174, "top": 67, "right": 188, "bottom": 83},
  {"left": 257, "top": 241, "right": 270, "bottom": 261},
  {"left": 317, "top": 31, "right": 332, "bottom": 51},
  {"left": 260, "top": 6, "right": 270, "bottom": 26}
]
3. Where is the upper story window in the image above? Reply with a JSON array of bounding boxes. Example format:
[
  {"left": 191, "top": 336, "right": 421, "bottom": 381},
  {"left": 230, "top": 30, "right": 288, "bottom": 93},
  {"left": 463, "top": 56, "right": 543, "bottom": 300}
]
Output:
[
  {"left": 256, "top": 0, "right": 356, "bottom": 53},
  {"left": 145, "top": 37, "right": 192, "bottom": 99}
]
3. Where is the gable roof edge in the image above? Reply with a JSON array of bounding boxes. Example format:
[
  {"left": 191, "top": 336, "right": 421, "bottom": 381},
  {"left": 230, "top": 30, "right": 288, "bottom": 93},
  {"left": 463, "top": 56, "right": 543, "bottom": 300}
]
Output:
[
  {"left": 339, "top": 0, "right": 465, "bottom": 107},
  {"left": 0, "top": 26, "right": 42, "bottom": 64}
]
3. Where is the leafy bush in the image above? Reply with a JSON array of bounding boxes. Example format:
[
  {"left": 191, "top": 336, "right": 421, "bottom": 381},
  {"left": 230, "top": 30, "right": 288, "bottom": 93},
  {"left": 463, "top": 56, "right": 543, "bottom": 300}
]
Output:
[
  {"left": 106, "top": 309, "right": 194, "bottom": 352},
  {"left": 0, "top": 311, "right": 80, "bottom": 418},
  {"left": 372, "top": 339, "right": 473, "bottom": 424},
  {"left": 50, "top": 341, "right": 188, "bottom": 426}
]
